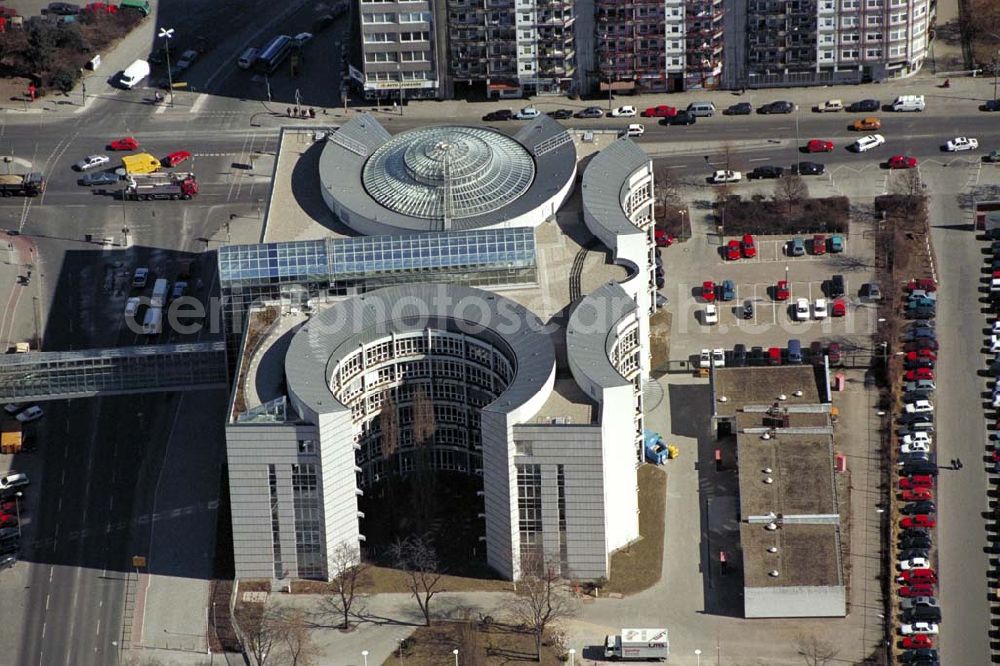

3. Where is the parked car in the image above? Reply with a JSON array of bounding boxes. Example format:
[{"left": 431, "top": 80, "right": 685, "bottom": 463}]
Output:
[
  {"left": 900, "top": 622, "right": 939, "bottom": 636},
  {"left": 15, "top": 406, "right": 43, "bottom": 423},
  {"left": 806, "top": 139, "right": 834, "bottom": 153},
  {"left": 711, "top": 170, "right": 742, "bottom": 184},
  {"left": 703, "top": 304, "right": 718, "bottom": 325},
  {"left": 774, "top": 280, "right": 790, "bottom": 301},
  {"left": 576, "top": 107, "right": 604, "bottom": 119},
  {"left": 515, "top": 106, "right": 540, "bottom": 120},
  {"left": 758, "top": 101, "right": 794, "bottom": 114},
  {"left": 831, "top": 298, "right": 846, "bottom": 317},
  {"left": 852, "top": 117, "right": 881, "bottom": 131},
  {"left": 108, "top": 137, "right": 139, "bottom": 151},
  {"left": 900, "top": 635, "right": 934, "bottom": 649},
  {"left": 815, "top": 99, "right": 844, "bottom": 112},
  {"left": 293, "top": 32, "right": 313, "bottom": 45},
  {"left": 720, "top": 280, "right": 735, "bottom": 301},
  {"left": 987, "top": 149, "right": 1000, "bottom": 163},
  {"left": 899, "top": 648, "right": 939, "bottom": 662},
  {"left": 724, "top": 102, "right": 752, "bottom": 115},
  {"left": 899, "top": 475, "right": 934, "bottom": 490},
  {"left": 901, "top": 500, "right": 936, "bottom": 515},
  {"left": 853, "top": 134, "right": 886, "bottom": 152},
  {"left": 163, "top": 151, "right": 191, "bottom": 167},
  {"left": 74, "top": 154, "right": 110, "bottom": 171},
  {"left": 848, "top": 99, "right": 881, "bottom": 112},
  {"left": 794, "top": 298, "right": 810, "bottom": 321},
  {"left": 829, "top": 235, "right": 844, "bottom": 253},
  {"left": 812, "top": 234, "right": 827, "bottom": 255},
  {"left": 900, "top": 488, "right": 933, "bottom": 502},
  {"left": 899, "top": 585, "right": 936, "bottom": 599},
  {"left": 792, "top": 161, "right": 826, "bottom": 175},
  {"left": 888, "top": 155, "right": 918, "bottom": 169},
  {"left": 826, "top": 342, "right": 841, "bottom": 364},
  {"left": 547, "top": 109, "right": 574, "bottom": 119},
  {"left": 610, "top": 105, "right": 636, "bottom": 117},
  {"left": 898, "top": 557, "right": 931, "bottom": 570},
  {"left": 483, "top": 109, "right": 513, "bottom": 121},
  {"left": 701, "top": 281, "right": 716, "bottom": 302},
  {"left": 900, "top": 515, "right": 937, "bottom": 529},
  {"left": 813, "top": 298, "right": 828, "bottom": 319},
  {"left": 79, "top": 171, "right": 121, "bottom": 187},
  {"left": 47, "top": 2, "right": 81, "bottom": 15},
  {"left": 725, "top": 240, "right": 741, "bottom": 260},
  {"left": 642, "top": 105, "right": 677, "bottom": 118},
  {"left": 0, "top": 473, "right": 29, "bottom": 492},
  {"left": 176, "top": 49, "right": 199, "bottom": 70},
  {"left": 132, "top": 267, "right": 149, "bottom": 288},
  {"left": 945, "top": 136, "right": 978, "bottom": 151},
  {"left": 742, "top": 300, "right": 754, "bottom": 320},
  {"left": 788, "top": 237, "right": 806, "bottom": 256},
  {"left": 904, "top": 400, "right": 934, "bottom": 414},
  {"left": 661, "top": 111, "right": 695, "bottom": 125},
  {"left": 748, "top": 165, "right": 784, "bottom": 180},
  {"left": 906, "top": 278, "right": 937, "bottom": 292},
  {"left": 741, "top": 234, "right": 756, "bottom": 258}
]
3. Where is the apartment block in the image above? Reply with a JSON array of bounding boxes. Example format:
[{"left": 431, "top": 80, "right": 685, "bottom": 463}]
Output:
[
  {"left": 685, "top": 0, "right": 725, "bottom": 89},
  {"left": 744, "top": 0, "right": 930, "bottom": 87}
]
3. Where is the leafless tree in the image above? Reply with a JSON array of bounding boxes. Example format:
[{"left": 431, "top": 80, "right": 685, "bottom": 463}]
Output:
[
  {"left": 507, "top": 555, "right": 577, "bottom": 662},
  {"left": 891, "top": 168, "right": 926, "bottom": 217},
  {"left": 391, "top": 535, "right": 445, "bottom": 626},
  {"left": 456, "top": 621, "right": 487, "bottom": 666},
  {"left": 318, "top": 541, "right": 370, "bottom": 629},
  {"left": 235, "top": 600, "right": 285, "bottom": 666},
  {"left": 277, "top": 607, "right": 321, "bottom": 666},
  {"left": 795, "top": 633, "right": 839, "bottom": 666},
  {"left": 773, "top": 172, "right": 809, "bottom": 220},
  {"left": 653, "top": 162, "right": 681, "bottom": 208}
]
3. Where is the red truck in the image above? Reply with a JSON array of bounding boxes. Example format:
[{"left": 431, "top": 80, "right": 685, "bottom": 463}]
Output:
[{"left": 124, "top": 173, "right": 198, "bottom": 200}]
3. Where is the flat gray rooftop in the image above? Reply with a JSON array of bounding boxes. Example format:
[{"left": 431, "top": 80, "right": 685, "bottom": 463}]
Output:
[
  {"left": 713, "top": 366, "right": 824, "bottom": 418},
  {"left": 740, "top": 522, "right": 843, "bottom": 588},
  {"left": 737, "top": 432, "right": 837, "bottom": 518}
]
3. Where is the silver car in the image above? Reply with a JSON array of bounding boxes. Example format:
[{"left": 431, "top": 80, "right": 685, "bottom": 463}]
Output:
[{"left": 74, "top": 154, "right": 110, "bottom": 171}]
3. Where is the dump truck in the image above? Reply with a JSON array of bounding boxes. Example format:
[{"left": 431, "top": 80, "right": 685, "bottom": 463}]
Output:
[
  {"left": 605, "top": 628, "right": 669, "bottom": 661},
  {"left": 124, "top": 174, "right": 198, "bottom": 201},
  {"left": 119, "top": 152, "right": 161, "bottom": 175},
  {"left": 643, "top": 429, "right": 669, "bottom": 465},
  {"left": 0, "top": 173, "right": 44, "bottom": 197}
]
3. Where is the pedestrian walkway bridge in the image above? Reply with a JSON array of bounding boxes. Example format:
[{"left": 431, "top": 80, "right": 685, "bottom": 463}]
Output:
[{"left": 0, "top": 342, "right": 228, "bottom": 402}]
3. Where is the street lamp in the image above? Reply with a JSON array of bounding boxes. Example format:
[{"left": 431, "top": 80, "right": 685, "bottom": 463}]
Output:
[
  {"left": 695, "top": 649, "right": 702, "bottom": 666},
  {"left": 396, "top": 63, "right": 403, "bottom": 115},
  {"left": 453, "top": 648, "right": 459, "bottom": 665},
  {"left": 158, "top": 27, "right": 176, "bottom": 107},
  {"left": 362, "top": 650, "right": 369, "bottom": 666}
]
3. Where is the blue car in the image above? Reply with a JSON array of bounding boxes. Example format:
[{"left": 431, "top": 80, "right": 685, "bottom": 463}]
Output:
[
  {"left": 78, "top": 171, "right": 121, "bottom": 187},
  {"left": 721, "top": 280, "right": 735, "bottom": 301},
  {"left": 829, "top": 235, "right": 845, "bottom": 253}
]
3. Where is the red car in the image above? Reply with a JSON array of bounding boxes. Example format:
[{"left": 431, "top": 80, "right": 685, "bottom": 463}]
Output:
[
  {"left": 108, "top": 136, "right": 139, "bottom": 151},
  {"left": 901, "top": 488, "right": 933, "bottom": 501},
  {"left": 812, "top": 234, "right": 826, "bottom": 255},
  {"left": 163, "top": 150, "right": 191, "bottom": 167},
  {"left": 899, "top": 475, "right": 934, "bottom": 490},
  {"left": 741, "top": 234, "right": 756, "bottom": 258},
  {"left": 806, "top": 139, "right": 834, "bottom": 153},
  {"left": 888, "top": 155, "right": 918, "bottom": 169},
  {"left": 826, "top": 342, "right": 841, "bottom": 364},
  {"left": 899, "top": 584, "right": 936, "bottom": 599},
  {"left": 655, "top": 229, "right": 676, "bottom": 247},
  {"left": 906, "top": 278, "right": 937, "bottom": 292},
  {"left": 906, "top": 349, "right": 937, "bottom": 362},
  {"left": 726, "top": 240, "right": 741, "bottom": 260},
  {"left": 901, "top": 635, "right": 934, "bottom": 649},
  {"left": 0, "top": 514, "right": 17, "bottom": 527},
  {"left": 904, "top": 339, "right": 939, "bottom": 352},
  {"left": 897, "top": 567, "right": 937, "bottom": 583},
  {"left": 702, "top": 281, "right": 716, "bottom": 302},
  {"left": 775, "top": 280, "right": 790, "bottom": 301},
  {"left": 831, "top": 298, "right": 846, "bottom": 317},
  {"left": 641, "top": 105, "right": 677, "bottom": 118},
  {"left": 903, "top": 368, "right": 934, "bottom": 381},
  {"left": 900, "top": 515, "right": 936, "bottom": 529}
]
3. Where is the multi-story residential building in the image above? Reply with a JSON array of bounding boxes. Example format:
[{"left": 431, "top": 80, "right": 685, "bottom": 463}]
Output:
[
  {"left": 744, "top": 0, "right": 930, "bottom": 87},
  {"left": 685, "top": 0, "right": 725, "bottom": 89},
  {"left": 351, "top": 0, "right": 444, "bottom": 101}
]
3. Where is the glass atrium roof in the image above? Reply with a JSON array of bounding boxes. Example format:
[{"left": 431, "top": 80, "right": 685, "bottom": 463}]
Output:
[
  {"left": 218, "top": 227, "right": 537, "bottom": 287},
  {"left": 361, "top": 126, "right": 536, "bottom": 222}
]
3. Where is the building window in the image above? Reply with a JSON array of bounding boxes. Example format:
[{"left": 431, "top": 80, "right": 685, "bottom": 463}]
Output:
[
  {"left": 364, "top": 32, "right": 394, "bottom": 43},
  {"left": 867, "top": 32, "right": 883, "bottom": 41},
  {"left": 365, "top": 51, "right": 398, "bottom": 63},
  {"left": 292, "top": 463, "right": 324, "bottom": 579},
  {"left": 515, "top": 440, "right": 534, "bottom": 456},
  {"left": 298, "top": 439, "right": 316, "bottom": 454},
  {"left": 866, "top": 15, "right": 883, "bottom": 25},
  {"left": 866, "top": 48, "right": 883, "bottom": 57},
  {"left": 399, "top": 11, "right": 432, "bottom": 22},
  {"left": 556, "top": 464, "right": 568, "bottom": 572},
  {"left": 362, "top": 12, "right": 395, "bottom": 23},
  {"left": 517, "top": 464, "right": 543, "bottom": 571},
  {"left": 268, "top": 464, "right": 283, "bottom": 579},
  {"left": 841, "top": 49, "right": 859, "bottom": 59},
  {"left": 841, "top": 16, "right": 858, "bottom": 27},
  {"left": 400, "top": 31, "right": 430, "bottom": 42},
  {"left": 400, "top": 51, "right": 429, "bottom": 62}
]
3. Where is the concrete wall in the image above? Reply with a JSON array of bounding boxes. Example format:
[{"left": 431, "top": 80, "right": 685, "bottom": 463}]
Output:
[
  {"left": 316, "top": 410, "right": 363, "bottom": 572},
  {"left": 744, "top": 586, "right": 847, "bottom": 618},
  {"left": 599, "top": 383, "right": 640, "bottom": 553},
  {"left": 513, "top": 423, "right": 610, "bottom": 579},
  {"left": 226, "top": 421, "right": 321, "bottom": 580}
]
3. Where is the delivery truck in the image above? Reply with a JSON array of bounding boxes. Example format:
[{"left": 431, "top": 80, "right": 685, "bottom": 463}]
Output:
[
  {"left": 119, "top": 153, "right": 161, "bottom": 175},
  {"left": 123, "top": 174, "right": 198, "bottom": 201},
  {"left": 0, "top": 173, "right": 44, "bottom": 197},
  {"left": 605, "top": 628, "right": 669, "bottom": 662}
]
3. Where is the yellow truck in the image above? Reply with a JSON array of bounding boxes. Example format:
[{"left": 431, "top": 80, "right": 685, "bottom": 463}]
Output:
[
  {"left": 1, "top": 422, "right": 22, "bottom": 454},
  {"left": 120, "top": 153, "right": 161, "bottom": 175}
]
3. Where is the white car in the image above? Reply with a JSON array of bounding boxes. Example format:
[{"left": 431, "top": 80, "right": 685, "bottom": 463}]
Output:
[
  {"left": 699, "top": 349, "right": 712, "bottom": 368},
  {"left": 711, "top": 348, "right": 726, "bottom": 367},
  {"left": 611, "top": 105, "right": 637, "bottom": 118},
  {"left": 0, "top": 473, "right": 28, "bottom": 491},
  {"left": 704, "top": 304, "right": 718, "bottom": 325},
  {"left": 124, "top": 297, "right": 141, "bottom": 318},
  {"left": 991, "top": 334, "right": 1000, "bottom": 353},
  {"left": 794, "top": 298, "right": 810, "bottom": 321},
  {"left": 813, "top": 298, "right": 828, "bottom": 319},
  {"left": 515, "top": 107, "right": 540, "bottom": 120},
  {"left": 904, "top": 400, "right": 934, "bottom": 414},
  {"left": 15, "top": 405, "right": 43, "bottom": 423},
  {"left": 624, "top": 123, "right": 644, "bottom": 137},
  {"left": 3, "top": 403, "right": 21, "bottom": 415},
  {"left": 899, "top": 557, "right": 930, "bottom": 570},
  {"left": 74, "top": 154, "right": 110, "bottom": 171},
  {"left": 853, "top": 134, "right": 886, "bottom": 153},
  {"left": 900, "top": 441, "right": 931, "bottom": 454},
  {"left": 711, "top": 170, "right": 742, "bottom": 184},
  {"left": 945, "top": 136, "right": 978, "bottom": 152},
  {"left": 900, "top": 432, "right": 931, "bottom": 446},
  {"left": 293, "top": 32, "right": 314, "bottom": 45},
  {"left": 900, "top": 622, "right": 939, "bottom": 636}
]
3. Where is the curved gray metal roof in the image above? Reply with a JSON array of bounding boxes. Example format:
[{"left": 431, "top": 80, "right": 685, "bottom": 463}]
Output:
[
  {"left": 284, "top": 284, "right": 555, "bottom": 417},
  {"left": 319, "top": 113, "right": 576, "bottom": 234},
  {"left": 581, "top": 138, "right": 650, "bottom": 239},
  {"left": 566, "top": 281, "right": 636, "bottom": 390}
]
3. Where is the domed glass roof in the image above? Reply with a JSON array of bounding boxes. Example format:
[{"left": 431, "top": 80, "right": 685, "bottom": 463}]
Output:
[{"left": 361, "top": 126, "right": 536, "bottom": 221}]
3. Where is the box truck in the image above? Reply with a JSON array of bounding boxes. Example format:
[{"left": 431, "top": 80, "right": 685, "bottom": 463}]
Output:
[
  {"left": 605, "top": 628, "right": 669, "bottom": 661},
  {"left": 119, "top": 59, "right": 150, "bottom": 89}
]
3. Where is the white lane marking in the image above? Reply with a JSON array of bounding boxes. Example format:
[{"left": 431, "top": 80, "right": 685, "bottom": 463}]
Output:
[
  {"left": 155, "top": 104, "right": 167, "bottom": 115},
  {"left": 45, "top": 594, "right": 50, "bottom": 610},
  {"left": 189, "top": 94, "right": 208, "bottom": 114},
  {"left": 96, "top": 619, "right": 100, "bottom": 636}
]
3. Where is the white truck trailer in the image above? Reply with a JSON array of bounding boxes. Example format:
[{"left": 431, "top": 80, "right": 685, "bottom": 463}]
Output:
[{"left": 604, "top": 628, "right": 669, "bottom": 661}]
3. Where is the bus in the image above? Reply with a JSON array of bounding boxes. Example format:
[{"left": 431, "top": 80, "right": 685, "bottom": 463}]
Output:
[{"left": 254, "top": 35, "right": 293, "bottom": 73}]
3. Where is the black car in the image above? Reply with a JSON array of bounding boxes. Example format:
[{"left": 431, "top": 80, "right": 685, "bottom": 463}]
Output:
[
  {"left": 900, "top": 461, "right": 939, "bottom": 477},
  {"left": 732, "top": 343, "right": 748, "bottom": 367},
  {"left": 899, "top": 413, "right": 933, "bottom": 425},
  {"left": 724, "top": 102, "right": 753, "bottom": 115},
  {"left": 46, "top": 2, "right": 81, "bottom": 15},
  {"left": 742, "top": 300, "right": 754, "bottom": 320},
  {"left": 899, "top": 548, "right": 929, "bottom": 560},
  {"left": 758, "top": 101, "right": 794, "bottom": 114},
  {"left": 793, "top": 161, "right": 825, "bottom": 175},
  {"left": 661, "top": 110, "right": 696, "bottom": 125},
  {"left": 748, "top": 165, "right": 784, "bottom": 180},
  {"left": 576, "top": 106, "right": 604, "bottom": 119},
  {"left": 749, "top": 346, "right": 765, "bottom": 366},
  {"left": 900, "top": 526, "right": 930, "bottom": 539},
  {"left": 900, "top": 535, "right": 932, "bottom": 550},
  {"left": 483, "top": 109, "right": 513, "bottom": 121},
  {"left": 848, "top": 99, "right": 881, "bottom": 113},
  {"left": 907, "top": 306, "right": 935, "bottom": 320},
  {"left": 901, "top": 649, "right": 939, "bottom": 663},
  {"left": 901, "top": 500, "right": 936, "bottom": 515},
  {"left": 904, "top": 606, "right": 942, "bottom": 623},
  {"left": 78, "top": 171, "right": 121, "bottom": 187},
  {"left": 984, "top": 100, "right": 1000, "bottom": 112},
  {"left": 826, "top": 274, "right": 845, "bottom": 298},
  {"left": 547, "top": 109, "right": 574, "bottom": 119}
]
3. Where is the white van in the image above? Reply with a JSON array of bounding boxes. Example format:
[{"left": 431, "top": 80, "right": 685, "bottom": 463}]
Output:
[
  {"left": 150, "top": 278, "right": 169, "bottom": 308},
  {"left": 142, "top": 307, "right": 163, "bottom": 336},
  {"left": 237, "top": 47, "right": 259, "bottom": 70},
  {"left": 892, "top": 95, "right": 925, "bottom": 112},
  {"left": 119, "top": 59, "right": 150, "bottom": 89},
  {"left": 687, "top": 102, "right": 716, "bottom": 117}
]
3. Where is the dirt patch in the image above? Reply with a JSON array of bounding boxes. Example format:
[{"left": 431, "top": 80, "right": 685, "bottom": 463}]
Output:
[
  {"left": 649, "top": 309, "right": 671, "bottom": 374},
  {"left": 720, "top": 196, "right": 850, "bottom": 236},
  {"left": 602, "top": 465, "right": 667, "bottom": 596},
  {"left": 383, "top": 620, "right": 565, "bottom": 665},
  {"left": 289, "top": 566, "right": 514, "bottom": 595}
]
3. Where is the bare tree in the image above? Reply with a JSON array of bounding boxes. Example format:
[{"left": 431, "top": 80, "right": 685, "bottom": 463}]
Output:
[
  {"left": 891, "top": 168, "right": 926, "bottom": 217},
  {"left": 456, "top": 621, "right": 487, "bottom": 666},
  {"left": 318, "top": 541, "right": 370, "bottom": 630},
  {"left": 391, "top": 535, "right": 445, "bottom": 626},
  {"left": 653, "top": 162, "right": 681, "bottom": 208},
  {"left": 507, "top": 555, "right": 577, "bottom": 662},
  {"left": 235, "top": 600, "right": 285, "bottom": 666},
  {"left": 277, "top": 607, "right": 321, "bottom": 666},
  {"left": 774, "top": 173, "right": 809, "bottom": 219},
  {"left": 795, "top": 633, "right": 839, "bottom": 666}
]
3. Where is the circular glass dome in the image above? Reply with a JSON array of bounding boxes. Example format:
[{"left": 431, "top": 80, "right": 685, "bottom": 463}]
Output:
[{"left": 361, "top": 126, "right": 536, "bottom": 221}]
